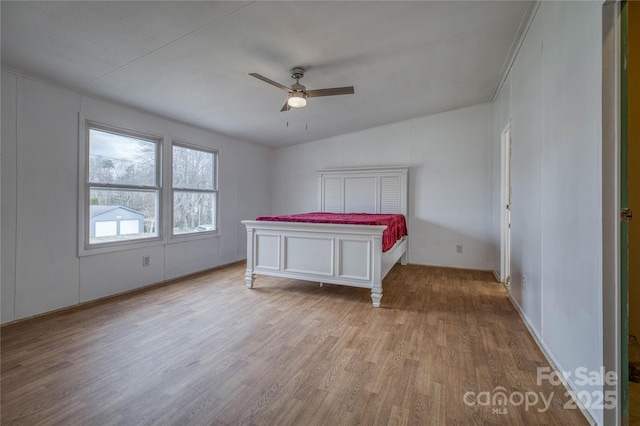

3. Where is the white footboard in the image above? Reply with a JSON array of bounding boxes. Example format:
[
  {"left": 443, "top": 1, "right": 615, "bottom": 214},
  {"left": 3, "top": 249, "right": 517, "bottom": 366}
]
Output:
[{"left": 242, "top": 220, "right": 406, "bottom": 307}]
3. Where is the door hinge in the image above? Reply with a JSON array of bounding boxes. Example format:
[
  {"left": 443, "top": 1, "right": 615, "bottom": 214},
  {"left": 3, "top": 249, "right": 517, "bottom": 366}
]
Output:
[{"left": 621, "top": 208, "right": 633, "bottom": 223}]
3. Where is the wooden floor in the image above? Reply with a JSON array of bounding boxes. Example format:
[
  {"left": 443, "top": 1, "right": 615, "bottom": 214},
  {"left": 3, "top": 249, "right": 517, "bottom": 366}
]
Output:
[
  {"left": 631, "top": 382, "right": 640, "bottom": 425},
  {"left": 1, "top": 262, "right": 590, "bottom": 425}
]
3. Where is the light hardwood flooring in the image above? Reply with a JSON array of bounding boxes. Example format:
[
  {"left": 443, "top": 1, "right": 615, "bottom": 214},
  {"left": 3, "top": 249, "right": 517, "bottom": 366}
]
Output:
[{"left": 2, "top": 263, "right": 590, "bottom": 425}]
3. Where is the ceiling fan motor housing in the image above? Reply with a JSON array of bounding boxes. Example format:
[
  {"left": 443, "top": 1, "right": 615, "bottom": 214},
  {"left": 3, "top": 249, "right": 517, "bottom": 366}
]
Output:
[
  {"left": 291, "top": 82, "right": 306, "bottom": 92},
  {"left": 290, "top": 67, "right": 305, "bottom": 80}
]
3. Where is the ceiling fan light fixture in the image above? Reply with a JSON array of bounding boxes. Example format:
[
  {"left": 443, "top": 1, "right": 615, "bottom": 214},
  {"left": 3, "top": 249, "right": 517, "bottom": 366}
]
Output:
[{"left": 287, "top": 92, "right": 307, "bottom": 108}]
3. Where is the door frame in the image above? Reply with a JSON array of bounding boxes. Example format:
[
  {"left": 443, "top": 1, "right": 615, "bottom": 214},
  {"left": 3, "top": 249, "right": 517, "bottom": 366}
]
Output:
[
  {"left": 602, "top": 0, "right": 625, "bottom": 424},
  {"left": 500, "top": 124, "right": 512, "bottom": 285}
]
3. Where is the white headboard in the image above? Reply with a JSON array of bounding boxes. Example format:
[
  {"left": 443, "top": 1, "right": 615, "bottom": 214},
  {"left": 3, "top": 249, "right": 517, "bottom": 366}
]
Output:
[{"left": 317, "top": 167, "right": 409, "bottom": 216}]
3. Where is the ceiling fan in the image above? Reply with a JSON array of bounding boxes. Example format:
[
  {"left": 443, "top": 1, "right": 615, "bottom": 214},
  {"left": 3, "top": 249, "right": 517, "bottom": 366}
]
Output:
[{"left": 249, "top": 67, "right": 354, "bottom": 112}]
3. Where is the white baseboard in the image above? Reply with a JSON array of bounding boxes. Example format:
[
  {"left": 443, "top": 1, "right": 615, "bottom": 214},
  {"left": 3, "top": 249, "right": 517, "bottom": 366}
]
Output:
[{"left": 507, "top": 294, "right": 598, "bottom": 426}]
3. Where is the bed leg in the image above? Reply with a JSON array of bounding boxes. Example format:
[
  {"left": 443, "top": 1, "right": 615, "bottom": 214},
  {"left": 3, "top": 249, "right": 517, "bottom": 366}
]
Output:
[
  {"left": 245, "top": 273, "right": 255, "bottom": 289},
  {"left": 319, "top": 282, "right": 324, "bottom": 287},
  {"left": 371, "top": 285, "right": 382, "bottom": 308},
  {"left": 401, "top": 250, "right": 408, "bottom": 265}
]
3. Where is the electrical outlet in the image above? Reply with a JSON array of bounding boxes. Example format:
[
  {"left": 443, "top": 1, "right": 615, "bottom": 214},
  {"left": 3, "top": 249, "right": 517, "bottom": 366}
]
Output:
[
  {"left": 143, "top": 255, "right": 150, "bottom": 267},
  {"left": 522, "top": 275, "right": 527, "bottom": 290},
  {"left": 456, "top": 244, "right": 463, "bottom": 254}
]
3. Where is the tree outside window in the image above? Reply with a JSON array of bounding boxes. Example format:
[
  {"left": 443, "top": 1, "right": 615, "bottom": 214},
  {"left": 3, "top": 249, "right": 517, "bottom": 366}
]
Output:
[{"left": 172, "top": 144, "right": 217, "bottom": 235}]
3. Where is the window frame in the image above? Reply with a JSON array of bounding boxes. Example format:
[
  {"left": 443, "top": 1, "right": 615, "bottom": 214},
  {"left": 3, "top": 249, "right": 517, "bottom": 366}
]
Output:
[
  {"left": 170, "top": 140, "right": 219, "bottom": 239},
  {"left": 81, "top": 121, "right": 163, "bottom": 253}
]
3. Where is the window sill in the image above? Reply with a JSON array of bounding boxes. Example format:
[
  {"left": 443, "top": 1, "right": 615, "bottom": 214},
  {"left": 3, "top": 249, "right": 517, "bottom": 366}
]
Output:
[
  {"left": 79, "top": 236, "right": 164, "bottom": 257},
  {"left": 78, "top": 232, "right": 221, "bottom": 257},
  {"left": 168, "top": 231, "right": 220, "bottom": 245}
]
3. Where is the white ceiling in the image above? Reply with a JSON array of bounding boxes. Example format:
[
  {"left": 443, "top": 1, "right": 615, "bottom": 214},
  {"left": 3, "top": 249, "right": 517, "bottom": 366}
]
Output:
[{"left": 1, "top": 1, "right": 532, "bottom": 147}]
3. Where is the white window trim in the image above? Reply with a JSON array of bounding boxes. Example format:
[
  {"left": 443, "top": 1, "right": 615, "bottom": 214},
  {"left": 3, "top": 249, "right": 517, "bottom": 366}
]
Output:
[
  {"left": 78, "top": 119, "right": 164, "bottom": 256},
  {"left": 169, "top": 140, "right": 219, "bottom": 241}
]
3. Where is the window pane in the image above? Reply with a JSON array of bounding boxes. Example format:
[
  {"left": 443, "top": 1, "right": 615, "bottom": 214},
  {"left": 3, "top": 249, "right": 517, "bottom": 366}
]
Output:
[
  {"left": 89, "top": 188, "right": 158, "bottom": 244},
  {"left": 173, "top": 191, "right": 216, "bottom": 234},
  {"left": 172, "top": 145, "right": 214, "bottom": 190},
  {"left": 89, "top": 128, "right": 156, "bottom": 186}
]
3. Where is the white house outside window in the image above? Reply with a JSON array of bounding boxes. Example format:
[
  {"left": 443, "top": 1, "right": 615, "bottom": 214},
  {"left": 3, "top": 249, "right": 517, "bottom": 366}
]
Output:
[
  {"left": 86, "top": 125, "right": 161, "bottom": 247},
  {"left": 172, "top": 143, "right": 218, "bottom": 235}
]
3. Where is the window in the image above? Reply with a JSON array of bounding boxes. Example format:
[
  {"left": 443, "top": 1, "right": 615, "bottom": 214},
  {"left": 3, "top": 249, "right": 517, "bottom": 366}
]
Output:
[
  {"left": 86, "top": 124, "right": 161, "bottom": 247},
  {"left": 172, "top": 143, "right": 217, "bottom": 235}
]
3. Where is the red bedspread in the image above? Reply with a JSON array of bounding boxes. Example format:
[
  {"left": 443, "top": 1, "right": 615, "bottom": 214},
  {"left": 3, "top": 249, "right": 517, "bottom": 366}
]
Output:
[{"left": 255, "top": 212, "right": 407, "bottom": 252}]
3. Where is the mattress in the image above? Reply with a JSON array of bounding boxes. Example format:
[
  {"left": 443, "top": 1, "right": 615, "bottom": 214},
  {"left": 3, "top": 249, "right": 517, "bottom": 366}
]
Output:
[{"left": 255, "top": 212, "right": 407, "bottom": 252}]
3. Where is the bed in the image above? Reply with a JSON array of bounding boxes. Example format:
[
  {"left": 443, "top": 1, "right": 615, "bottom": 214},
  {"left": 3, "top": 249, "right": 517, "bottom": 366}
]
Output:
[{"left": 241, "top": 167, "right": 409, "bottom": 307}]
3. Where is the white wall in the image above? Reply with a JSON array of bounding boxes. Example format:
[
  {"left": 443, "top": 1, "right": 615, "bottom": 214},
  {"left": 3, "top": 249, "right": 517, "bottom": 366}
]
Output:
[
  {"left": 491, "top": 2, "right": 603, "bottom": 424},
  {"left": 272, "top": 102, "right": 495, "bottom": 271},
  {"left": 1, "top": 70, "right": 272, "bottom": 323},
  {"left": 1, "top": 70, "right": 18, "bottom": 322},
  {"left": 510, "top": 8, "right": 544, "bottom": 332}
]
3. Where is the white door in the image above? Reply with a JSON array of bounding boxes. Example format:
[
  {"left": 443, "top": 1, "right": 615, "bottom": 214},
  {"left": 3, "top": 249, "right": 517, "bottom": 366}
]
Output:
[
  {"left": 119, "top": 220, "right": 140, "bottom": 235},
  {"left": 95, "top": 221, "right": 117, "bottom": 237}
]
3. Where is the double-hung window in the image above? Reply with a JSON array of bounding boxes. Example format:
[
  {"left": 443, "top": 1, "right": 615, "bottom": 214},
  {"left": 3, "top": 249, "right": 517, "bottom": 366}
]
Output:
[
  {"left": 171, "top": 143, "right": 218, "bottom": 235},
  {"left": 85, "top": 124, "right": 161, "bottom": 247}
]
